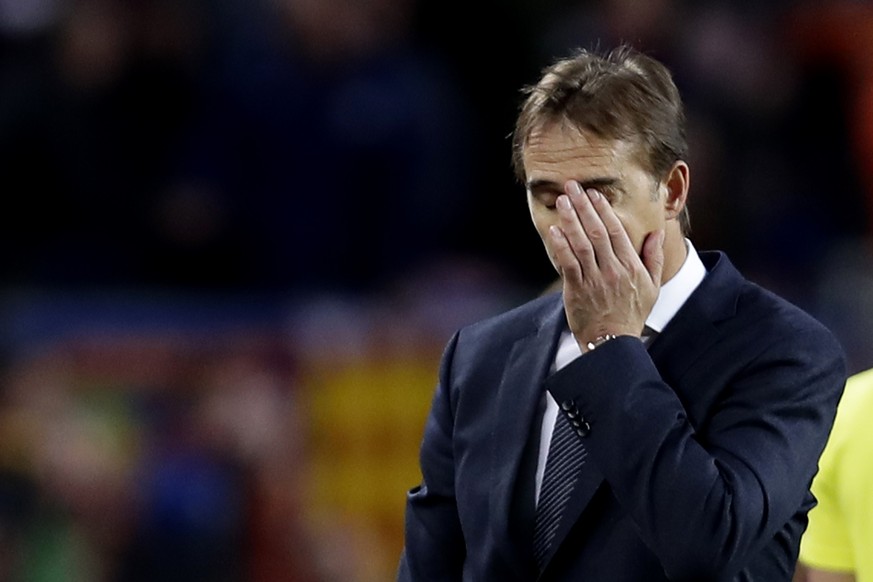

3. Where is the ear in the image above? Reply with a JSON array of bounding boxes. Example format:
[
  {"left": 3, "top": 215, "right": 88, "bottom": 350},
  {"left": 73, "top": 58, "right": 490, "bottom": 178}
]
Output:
[{"left": 661, "top": 161, "right": 689, "bottom": 221}]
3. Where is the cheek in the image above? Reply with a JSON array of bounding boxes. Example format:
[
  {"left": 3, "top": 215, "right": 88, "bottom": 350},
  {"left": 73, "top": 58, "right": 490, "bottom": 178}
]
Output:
[
  {"left": 613, "top": 209, "right": 646, "bottom": 254},
  {"left": 530, "top": 210, "right": 561, "bottom": 267},
  {"left": 530, "top": 207, "right": 556, "bottom": 238},
  {"left": 615, "top": 200, "right": 663, "bottom": 252}
]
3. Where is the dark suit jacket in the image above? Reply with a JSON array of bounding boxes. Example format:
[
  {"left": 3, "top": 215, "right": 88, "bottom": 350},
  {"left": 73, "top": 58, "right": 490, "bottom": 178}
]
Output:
[{"left": 398, "top": 251, "right": 846, "bottom": 581}]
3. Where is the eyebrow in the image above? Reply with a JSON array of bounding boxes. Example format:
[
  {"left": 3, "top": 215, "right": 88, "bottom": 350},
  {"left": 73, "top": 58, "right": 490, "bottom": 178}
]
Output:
[{"left": 527, "top": 177, "right": 621, "bottom": 192}]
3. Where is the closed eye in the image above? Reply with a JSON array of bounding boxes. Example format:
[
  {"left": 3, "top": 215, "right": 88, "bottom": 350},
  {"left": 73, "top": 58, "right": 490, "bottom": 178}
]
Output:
[
  {"left": 529, "top": 188, "right": 560, "bottom": 210},
  {"left": 599, "top": 186, "right": 618, "bottom": 205}
]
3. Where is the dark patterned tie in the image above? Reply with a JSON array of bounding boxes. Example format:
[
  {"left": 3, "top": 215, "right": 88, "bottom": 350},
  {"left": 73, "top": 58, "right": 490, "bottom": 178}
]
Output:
[{"left": 532, "top": 408, "right": 588, "bottom": 570}]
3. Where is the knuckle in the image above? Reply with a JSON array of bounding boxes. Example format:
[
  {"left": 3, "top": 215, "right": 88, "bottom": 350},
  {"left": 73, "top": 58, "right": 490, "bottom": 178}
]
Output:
[
  {"left": 600, "top": 265, "right": 620, "bottom": 285},
  {"left": 563, "top": 264, "right": 583, "bottom": 282},
  {"left": 574, "top": 246, "right": 595, "bottom": 263},
  {"left": 587, "top": 226, "right": 607, "bottom": 242},
  {"left": 570, "top": 237, "right": 594, "bottom": 256},
  {"left": 607, "top": 224, "right": 624, "bottom": 238}
]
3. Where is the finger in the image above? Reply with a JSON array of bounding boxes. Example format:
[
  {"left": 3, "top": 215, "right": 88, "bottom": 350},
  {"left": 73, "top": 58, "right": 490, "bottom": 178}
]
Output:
[
  {"left": 585, "top": 188, "right": 639, "bottom": 268},
  {"left": 556, "top": 193, "right": 598, "bottom": 275},
  {"left": 548, "top": 224, "right": 584, "bottom": 286},
  {"left": 641, "top": 229, "right": 666, "bottom": 285},
  {"left": 565, "top": 183, "right": 615, "bottom": 267}
]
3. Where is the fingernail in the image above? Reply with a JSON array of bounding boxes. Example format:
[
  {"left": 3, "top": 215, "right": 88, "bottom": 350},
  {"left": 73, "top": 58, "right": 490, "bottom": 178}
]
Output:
[
  {"left": 586, "top": 189, "right": 601, "bottom": 202},
  {"left": 567, "top": 181, "right": 583, "bottom": 195},
  {"left": 557, "top": 195, "right": 571, "bottom": 210}
]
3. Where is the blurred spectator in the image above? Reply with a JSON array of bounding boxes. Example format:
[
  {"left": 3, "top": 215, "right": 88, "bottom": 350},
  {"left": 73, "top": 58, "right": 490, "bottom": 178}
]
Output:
[
  {"left": 0, "top": 323, "right": 319, "bottom": 582},
  {"left": 2, "top": 0, "right": 477, "bottom": 293},
  {"left": 780, "top": 0, "right": 873, "bottom": 374},
  {"left": 163, "top": 0, "right": 477, "bottom": 293},
  {"left": 0, "top": 279, "right": 515, "bottom": 581},
  {"left": 0, "top": 0, "right": 212, "bottom": 287},
  {"left": 786, "top": 0, "right": 873, "bottom": 246}
]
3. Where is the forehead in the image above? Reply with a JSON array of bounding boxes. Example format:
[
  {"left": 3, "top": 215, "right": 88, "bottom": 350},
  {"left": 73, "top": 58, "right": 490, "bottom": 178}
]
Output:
[{"left": 522, "top": 119, "right": 645, "bottom": 184}]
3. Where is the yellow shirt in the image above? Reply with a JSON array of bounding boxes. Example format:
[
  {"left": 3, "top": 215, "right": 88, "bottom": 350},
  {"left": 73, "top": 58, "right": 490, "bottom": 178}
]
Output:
[{"left": 799, "top": 367, "right": 873, "bottom": 580}]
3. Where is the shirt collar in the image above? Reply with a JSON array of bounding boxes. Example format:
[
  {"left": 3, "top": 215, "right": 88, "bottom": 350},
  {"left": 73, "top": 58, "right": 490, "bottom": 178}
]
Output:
[{"left": 645, "top": 238, "right": 707, "bottom": 334}]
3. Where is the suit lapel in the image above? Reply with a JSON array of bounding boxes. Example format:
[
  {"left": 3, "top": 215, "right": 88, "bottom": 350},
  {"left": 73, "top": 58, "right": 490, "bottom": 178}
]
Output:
[
  {"left": 489, "top": 295, "right": 565, "bottom": 575},
  {"left": 648, "top": 251, "right": 739, "bottom": 392}
]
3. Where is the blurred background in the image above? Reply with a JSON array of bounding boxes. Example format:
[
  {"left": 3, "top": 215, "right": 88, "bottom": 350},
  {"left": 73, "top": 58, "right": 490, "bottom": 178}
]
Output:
[{"left": 1, "top": 0, "right": 873, "bottom": 579}]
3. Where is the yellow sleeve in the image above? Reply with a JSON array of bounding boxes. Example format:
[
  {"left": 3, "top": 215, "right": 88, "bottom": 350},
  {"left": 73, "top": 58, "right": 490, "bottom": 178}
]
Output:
[
  {"left": 799, "top": 368, "right": 873, "bottom": 578},
  {"left": 838, "top": 376, "right": 873, "bottom": 582},
  {"left": 798, "top": 420, "right": 853, "bottom": 572}
]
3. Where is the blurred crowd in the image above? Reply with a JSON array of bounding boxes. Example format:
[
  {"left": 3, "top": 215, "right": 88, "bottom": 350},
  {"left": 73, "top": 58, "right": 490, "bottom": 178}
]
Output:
[{"left": 1, "top": 0, "right": 873, "bottom": 580}]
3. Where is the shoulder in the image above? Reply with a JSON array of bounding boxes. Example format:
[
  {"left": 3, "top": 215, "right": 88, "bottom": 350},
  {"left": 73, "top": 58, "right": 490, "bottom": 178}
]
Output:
[
  {"left": 702, "top": 250, "right": 842, "bottom": 354},
  {"left": 434, "top": 290, "right": 562, "bottom": 383},
  {"left": 810, "top": 365, "right": 873, "bottom": 555},
  {"left": 742, "top": 283, "right": 835, "bottom": 344}
]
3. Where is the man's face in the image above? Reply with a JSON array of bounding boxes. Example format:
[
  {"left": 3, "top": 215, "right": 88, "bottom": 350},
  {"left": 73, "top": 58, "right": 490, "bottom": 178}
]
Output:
[{"left": 523, "top": 119, "right": 666, "bottom": 274}]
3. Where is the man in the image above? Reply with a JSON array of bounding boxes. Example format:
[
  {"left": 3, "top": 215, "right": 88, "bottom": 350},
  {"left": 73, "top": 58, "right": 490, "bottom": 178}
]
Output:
[
  {"left": 397, "top": 44, "right": 846, "bottom": 581},
  {"left": 794, "top": 367, "right": 873, "bottom": 582}
]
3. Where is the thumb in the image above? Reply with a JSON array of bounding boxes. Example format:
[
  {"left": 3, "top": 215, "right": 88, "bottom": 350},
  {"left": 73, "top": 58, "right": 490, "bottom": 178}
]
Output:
[{"left": 642, "top": 229, "right": 665, "bottom": 285}]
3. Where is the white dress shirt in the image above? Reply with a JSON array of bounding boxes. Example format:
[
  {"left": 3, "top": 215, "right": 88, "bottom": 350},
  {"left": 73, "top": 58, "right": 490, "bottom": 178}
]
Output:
[{"left": 534, "top": 239, "right": 708, "bottom": 505}]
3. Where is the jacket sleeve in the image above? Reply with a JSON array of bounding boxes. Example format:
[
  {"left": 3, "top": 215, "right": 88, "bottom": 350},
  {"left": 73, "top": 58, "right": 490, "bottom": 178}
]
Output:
[
  {"left": 397, "top": 332, "right": 465, "bottom": 581},
  {"left": 545, "top": 330, "right": 846, "bottom": 581}
]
